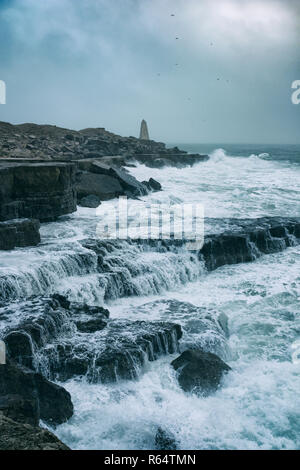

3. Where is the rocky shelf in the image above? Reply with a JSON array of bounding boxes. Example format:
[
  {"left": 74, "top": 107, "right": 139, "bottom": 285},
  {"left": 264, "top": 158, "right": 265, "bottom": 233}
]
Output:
[
  {"left": 0, "top": 161, "right": 77, "bottom": 222},
  {"left": 0, "top": 295, "right": 183, "bottom": 383}
]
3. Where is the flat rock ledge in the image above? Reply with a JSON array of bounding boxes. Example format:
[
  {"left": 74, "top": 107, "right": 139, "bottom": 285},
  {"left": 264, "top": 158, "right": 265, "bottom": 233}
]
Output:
[
  {"left": 0, "top": 413, "right": 70, "bottom": 450},
  {"left": 200, "top": 217, "right": 300, "bottom": 270}
]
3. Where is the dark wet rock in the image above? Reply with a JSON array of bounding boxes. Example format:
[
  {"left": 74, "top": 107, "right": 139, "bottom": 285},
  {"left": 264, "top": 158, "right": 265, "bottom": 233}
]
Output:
[
  {"left": 75, "top": 317, "right": 107, "bottom": 333},
  {"left": 44, "top": 320, "right": 182, "bottom": 383},
  {"left": 0, "top": 413, "right": 70, "bottom": 450},
  {"left": 0, "top": 394, "right": 39, "bottom": 427},
  {"left": 142, "top": 177, "right": 162, "bottom": 192},
  {"left": 0, "top": 218, "right": 40, "bottom": 250},
  {"left": 4, "top": 331, "right": 34, "bottom": 368},
  {"left": 0, "top": 362, "right": 73, "bottom": 425},
  {"left": 148, "top": 177, "right": 162, "bottom": 191},
  {"left": 1, "top": 295, "right": 110, "bottom": 368},
  {"left": 0, "top": 162, "right": 77, "bottom": 222},
  {"left": 34, "top": 373, "right": 73, "bottom": 425},
  {"left": 77, "top": 161, "right": 148, "bottom": 198},
  {"left": 79, "top": 194, "right": 101, "bottom": 208},
  {"left": 200, "top": 217, "right": 300, "bottom": 271},
  {"left": 0, "top": 295, "right": 182, "bottom": 385},
  {"left": 155, "top": 427, "right": 178, "bottom": 450},
  {"left": 107, "top": 166, "right": 148, "bottom": 197},
  {"left": 76, "top": 172, "right": 123, "bottom": 201},
  {"left": 171, "top": 349, "right": 231, "bottom": 395}
]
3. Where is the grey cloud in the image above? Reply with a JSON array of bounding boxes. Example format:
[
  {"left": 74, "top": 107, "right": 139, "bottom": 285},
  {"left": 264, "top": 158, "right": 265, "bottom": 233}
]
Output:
[{"left": 0, "top": 0, "right": 299, "bottom": 143}]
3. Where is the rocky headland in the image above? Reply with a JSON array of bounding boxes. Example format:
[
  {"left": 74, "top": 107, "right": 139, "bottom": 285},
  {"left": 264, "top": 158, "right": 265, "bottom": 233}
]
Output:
[
  {"left": 0, "top": 120, "right": 209, "bottom": 246},
  {"left": 0, "top": 120, "right": 208, "bottom": 167}
]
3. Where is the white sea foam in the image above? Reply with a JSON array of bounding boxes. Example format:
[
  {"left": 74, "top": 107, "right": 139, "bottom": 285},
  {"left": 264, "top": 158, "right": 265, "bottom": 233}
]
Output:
[{"left": 55, "top": 245, "right": 300, "bottom": 450}]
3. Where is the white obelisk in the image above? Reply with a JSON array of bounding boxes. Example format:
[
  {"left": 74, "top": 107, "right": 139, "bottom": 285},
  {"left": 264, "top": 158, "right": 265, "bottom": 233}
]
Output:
[{"left": 139, "top": 119, "right": 150, "bottom": 140}]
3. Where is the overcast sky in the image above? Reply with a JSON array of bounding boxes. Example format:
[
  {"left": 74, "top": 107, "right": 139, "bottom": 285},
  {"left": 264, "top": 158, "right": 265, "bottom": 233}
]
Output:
[{"left": 0, "top": 0, "right": 299, "bottom": 143}]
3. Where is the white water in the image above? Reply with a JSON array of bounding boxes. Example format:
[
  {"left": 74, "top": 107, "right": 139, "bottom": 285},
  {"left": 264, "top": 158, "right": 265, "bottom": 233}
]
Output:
[
  {"left": 55, "top": 244, "right": 300, "bottom": 450},
  {"left": 1, "top": 146, "right": 300, "bottom": 449}
]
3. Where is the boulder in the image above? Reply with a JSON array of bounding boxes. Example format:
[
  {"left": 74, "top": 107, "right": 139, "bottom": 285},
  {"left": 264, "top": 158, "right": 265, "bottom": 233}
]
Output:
[
  {"left": 148, "top": 178, "right": 162, "bottom": 191},
  {"left": 77, "top": 161, "right": 148, "bottom": 198},
  {"left": 76, "top": 172, "right": 123, "bottom": 200},
  {"left": 171, "top": 349, "right": 231, "bottom": 395},
  {"left": 0, "top": 218, "right": 40, "bottom": 250},
  {"left": 107, "top": 166, "right": 148, "bottom": 197},
  {"left": 0, "top": 363, "right": 73, "bottom": 425},
  {"left": 79, "top": 194, "right": 101, "bottom": 208},
  {"left": 4, "top": 331, "right": 34, "bottom": 368},
  {"left": 142, "top": 178, "right": 162, "bottom": 192},
  {"left": 0, "top": 413, "right": 70, "bottom": 450}
]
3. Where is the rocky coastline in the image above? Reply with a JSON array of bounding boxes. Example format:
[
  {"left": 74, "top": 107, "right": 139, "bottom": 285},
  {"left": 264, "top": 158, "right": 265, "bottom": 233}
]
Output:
[
  {"left": 0, "top": 120, "right": 208, "bottom": 246},
  {"left": 1, "top": 121, "right": 299, "bottom": 450}
]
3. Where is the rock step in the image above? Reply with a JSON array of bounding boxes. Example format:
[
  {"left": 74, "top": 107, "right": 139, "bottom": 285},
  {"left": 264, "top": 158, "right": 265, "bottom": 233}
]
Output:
[
  {"left": 0, "top": 161, "right": 77, "bottom": 222},
  {"left": 0, "top": 218, "right": 40, "bottom": 250},
  {"left": 0, "top": 295, "right": 182, "bottom": 384},
  {"left": 200, "top": 217, "right": 300, "bottom": 270},
  {"left": 33, "top": 320, "right": 182, "bottom": 383}
]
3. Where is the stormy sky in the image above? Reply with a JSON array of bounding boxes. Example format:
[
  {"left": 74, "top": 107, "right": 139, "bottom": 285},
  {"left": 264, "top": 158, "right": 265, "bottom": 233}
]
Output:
[{"left": 0, "top": 0, "right": 299, "bottom": 143}]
